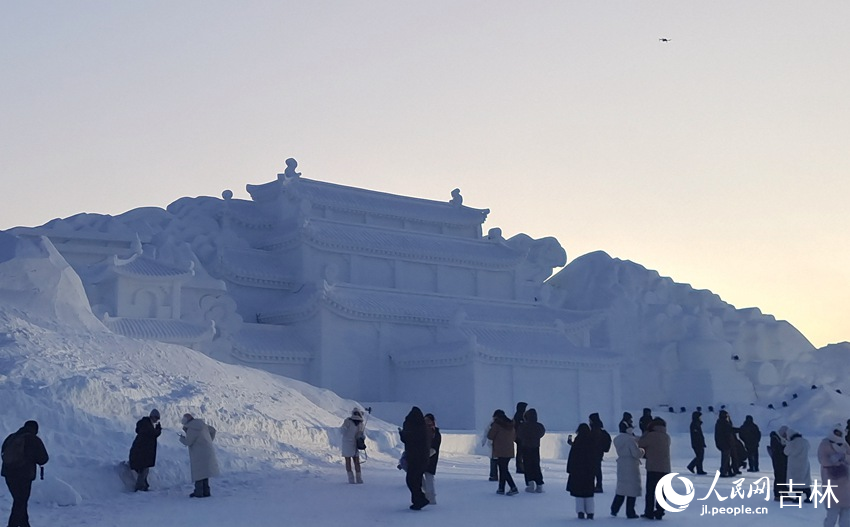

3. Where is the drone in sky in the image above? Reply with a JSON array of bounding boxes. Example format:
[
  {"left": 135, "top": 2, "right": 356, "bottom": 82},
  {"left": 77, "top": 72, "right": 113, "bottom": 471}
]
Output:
[{"left": 659, "top": 38, "right": 671, "bottom": 42}]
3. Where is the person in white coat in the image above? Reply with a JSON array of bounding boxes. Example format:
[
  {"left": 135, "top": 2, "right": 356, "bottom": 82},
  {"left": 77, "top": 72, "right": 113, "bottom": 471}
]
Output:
[
  {"left": 340, "top": 408, "right": 366, "bottom": 484},
  {"left": 781, "top": 426, "right": 812, "bottom": 502},
  {"left": 610, "top": 422, "right": 643, "bottom": 519},
  {"left": 818, "top": 424, "right": 850, "bottom": 527},
  {"left": 179, "top": 413, "right": 220, "bottom": 498}
]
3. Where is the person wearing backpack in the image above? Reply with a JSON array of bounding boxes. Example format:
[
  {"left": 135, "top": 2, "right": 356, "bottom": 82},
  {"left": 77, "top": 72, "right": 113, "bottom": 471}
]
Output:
[
  {"left": 340, "top": 407, "right": 366, "bottom": 484},
  {"left": 2, "top": 420, "right": 49, "bottom": 527},
  {"left": 588, "top": 413, "right": 612, "bottom": 493}
]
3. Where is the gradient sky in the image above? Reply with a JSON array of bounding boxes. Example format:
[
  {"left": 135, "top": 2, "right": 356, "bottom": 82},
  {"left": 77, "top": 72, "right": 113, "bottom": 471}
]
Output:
[{"left": 1, "top": 2, "right": 848, "bottom": 347}]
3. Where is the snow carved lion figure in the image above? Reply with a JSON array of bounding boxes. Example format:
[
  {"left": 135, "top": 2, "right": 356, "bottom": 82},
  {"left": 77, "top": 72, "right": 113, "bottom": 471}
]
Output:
[{"left": 505, "top": 234, "right": 567, "bottom": 284}]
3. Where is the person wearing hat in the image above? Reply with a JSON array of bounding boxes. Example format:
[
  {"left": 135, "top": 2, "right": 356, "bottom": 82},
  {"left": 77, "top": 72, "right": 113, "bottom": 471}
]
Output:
[
  {"left": 610, "top": 421, "right": 642, "bottom": 518},
  {"left": 129, "top": 409, "right": 162, "bottom": 491},
  {"left": 783, "top": 427, "right": 812, "bottom": 503},
  {"left": 1, "top": 420, "right": 49, "bottom": 527},
  {"left": 818, "top": 423, "right": 850, "bottom": 526},
  {"left": 179, "top": 413, "right": 220, "bottom": 498},
  {"left": 340, "top": 408, "right": 366, "bottom": 484},
  {"left": 687, "top": 411, "right": 707, "bottom": 475}
]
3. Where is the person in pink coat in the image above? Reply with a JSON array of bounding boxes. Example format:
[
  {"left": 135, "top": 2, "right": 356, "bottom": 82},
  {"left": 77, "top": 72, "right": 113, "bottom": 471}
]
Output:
[{"left": 818, "top": 424, "right": 850, "bottom": 527}]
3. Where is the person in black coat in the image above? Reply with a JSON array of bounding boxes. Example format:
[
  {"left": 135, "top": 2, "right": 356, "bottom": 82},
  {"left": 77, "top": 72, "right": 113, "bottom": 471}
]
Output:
[
  {"left": 423, "top": 413, "right": 441, "bottom": 505},
  {"left": 845, "top": 419, "right": 850, "bottom": 447},
  {"left": 567, "top": 423, "right": 597, "bottom": 519},
  {"left": 517, "top": 408, "right": 546, "bottom": 492},
  {"left": 1, "top": 420, "right": 49, "bottom": 527},
  {"left": 638, "top": 408, "right": 653, "bottom": 435},
  {"left": 686, "top": 411, "right": 707, "bottom": 475},
  {"left": 738, "top": 415, "right": 761, "bottom": 472},
  {"left": 400, "top": 406, "right": 430, "bottom": 510},
  {"left": 714, "top": 410, "right": 735, "bottom": 476},
  {"left": 619, "top": 412, "right": 634, "bottom": 432},
  {"left": 512, "top": 401, "right": 528, "bottom": 474},
  {"left": 129, "top": 409, "right": 162, "bottom": 491},
  {"left": 767, "top": 430, "right": 787, "bottom": 501},
  {"left": 588, "top": 413, "right": 611, "bottom": 493}
]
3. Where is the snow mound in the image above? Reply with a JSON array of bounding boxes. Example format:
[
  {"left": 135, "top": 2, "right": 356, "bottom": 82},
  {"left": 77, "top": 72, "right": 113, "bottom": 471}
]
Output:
[
  {"left": 0, "top": 308, "right": 399, "bottom": 502},
  {"left": 548, "top": 250, "right": 818, "bottom": 408},
  {"left": 0, "top": 231, "right": 105, "bottom": 332},
  {"left": 0, "top": 234, "right": 401, "bottom": 503}
]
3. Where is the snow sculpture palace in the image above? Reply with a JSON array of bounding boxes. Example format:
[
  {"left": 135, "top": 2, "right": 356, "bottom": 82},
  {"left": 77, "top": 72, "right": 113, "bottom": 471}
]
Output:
[
  {"left": 12, "top": 160, "right": 616, "bottom": 429},
  {"left": 13, "top": 159, "right": 822, "bottom": 430}
]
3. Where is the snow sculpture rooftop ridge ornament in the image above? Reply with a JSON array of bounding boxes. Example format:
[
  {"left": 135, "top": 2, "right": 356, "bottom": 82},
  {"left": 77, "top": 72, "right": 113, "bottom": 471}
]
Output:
[{"left": 284, "top": 158, "right": 301, "bottom": 178}]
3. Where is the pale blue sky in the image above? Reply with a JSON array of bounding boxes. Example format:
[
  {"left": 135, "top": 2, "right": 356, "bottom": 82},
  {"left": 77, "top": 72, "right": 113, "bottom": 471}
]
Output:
[{"left": 1, "top": 2, "right": 848, "bottom": 347}]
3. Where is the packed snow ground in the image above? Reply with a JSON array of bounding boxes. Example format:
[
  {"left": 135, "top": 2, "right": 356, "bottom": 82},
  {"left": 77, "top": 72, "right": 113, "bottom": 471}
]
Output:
[{"left": 1, "top": 444, "right": 830, "bottom": 527}]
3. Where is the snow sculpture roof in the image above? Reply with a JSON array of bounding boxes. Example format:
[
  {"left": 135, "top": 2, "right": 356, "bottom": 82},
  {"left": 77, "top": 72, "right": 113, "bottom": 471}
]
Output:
[
  {"left": 300, "top": 218, "right": 524, "bottom": 268},
  {"left": 231, "top": 323, "right": 313, "bottom": 364},
  {"left": 109, "top": 254, "right": 194, "bottom": 280},
  {"left": 247, "top": 177, "right": 490, "bottom": 228},
  {"left": 216, "top": 247, "right": 298, "bottom": 290},
  {"left": 316, "top": 282, "right": 602, "bottom": 331},
  {"left": 102, "top": 316, "right": 215, "bottom": 344}
]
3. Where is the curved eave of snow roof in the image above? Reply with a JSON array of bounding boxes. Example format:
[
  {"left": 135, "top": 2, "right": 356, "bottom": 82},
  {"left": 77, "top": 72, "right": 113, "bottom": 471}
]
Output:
[
  {"left": 9, "top": 225, "right": 151, "bottom": 244},
  {"left": 253, "top": 229, "right": 302, "bottom": 251},
  {"left": 222, "top": 199, "right": 277, "bottom": 230},
  {"left": 256, "top": 286, "right": 321, "bottom": 325},
  {"left": 321, "top": 282, "right": 603, "bottom": 331},
  {"left": 216, "top": 248, "right": 298, "bottom": 290},
  {"left": 103, "top": 317, "right": 215, "bottom": 343},
  {"left": 247, "top": 177, "right": 489, "bottom": 227},
  {"left": 302, "top": 218, "right": 524, "bottom": 269},
  {"left": 230, "top": 324, "right": 313, "bottom": 364},
  {"left": 111, "top": 256, "right": 194, "bottom": 280}
]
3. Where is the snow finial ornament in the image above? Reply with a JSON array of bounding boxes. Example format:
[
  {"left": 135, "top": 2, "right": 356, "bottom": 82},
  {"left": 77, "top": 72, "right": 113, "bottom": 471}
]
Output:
[
  {"left": 131, "top": 234, "right": 143, "bottom": 256},
  {"left": 450, "top": 188, "right": 463, "bottom": 206},
  {"left": 284, "top": 158, "right": 301, "bottom": 179}
]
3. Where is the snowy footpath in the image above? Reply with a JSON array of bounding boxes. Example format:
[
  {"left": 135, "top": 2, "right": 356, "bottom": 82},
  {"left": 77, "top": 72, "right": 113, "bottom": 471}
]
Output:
[{"left": 3, "top": 443, "right": 825, "bottom": 527}]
